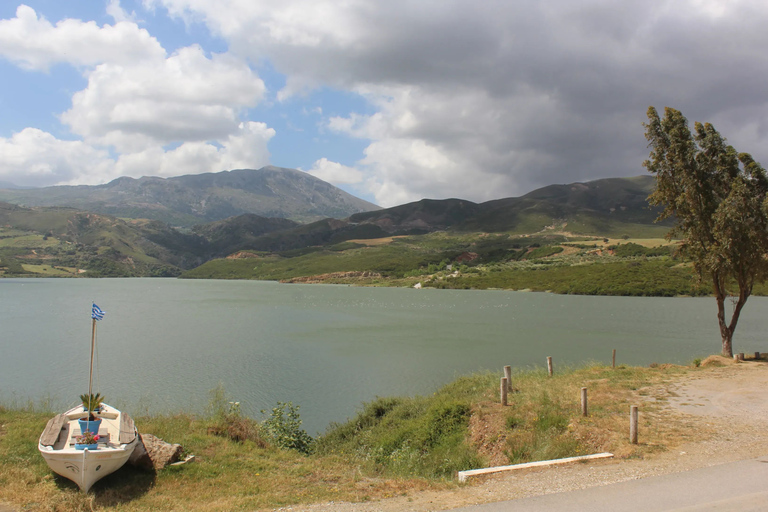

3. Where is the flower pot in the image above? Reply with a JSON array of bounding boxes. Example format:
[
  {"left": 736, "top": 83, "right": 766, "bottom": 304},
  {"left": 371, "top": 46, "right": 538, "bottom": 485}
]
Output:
[
  {"left": 79, "top": 418, "right": 102, "bottom": 435},
  {"left": 75, "top": 443, "right": 98, "bottom": 450}
]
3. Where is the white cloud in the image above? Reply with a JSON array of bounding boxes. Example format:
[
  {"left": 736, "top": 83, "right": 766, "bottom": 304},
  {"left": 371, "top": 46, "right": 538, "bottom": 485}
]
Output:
[
  {"left": 306, "top": 158, "right": 363, "bottom": 185},
  {"left": 107, "top": 0, "right": 139, "bottom": 24},
  {"left": 0, "top": 5, "right": 165, "bottom": 70},
  {"left": 111, "top": 121, "right": 273, "bottom": 179},
  {"left": 0, "top": 121, "right": 274, "bottom": 188},
  {"left": 0, "top": 6, "right": 271, "bottom": 188},
  {"left": 218, "top": 122, "right": 275, "bottom": 171},
  {"left": 112, "top": 121, "right": 273, "bottom": 178},
  {"left": 0, "top": 128, "right": 116, "bottom": 187},
  {"left": 61, "top": 45, "right": 266, "bottom": 151}
]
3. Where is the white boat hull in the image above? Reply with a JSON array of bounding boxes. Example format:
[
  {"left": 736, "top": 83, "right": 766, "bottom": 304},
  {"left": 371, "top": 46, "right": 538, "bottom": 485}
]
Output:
[{"left": 38, "top": 404, "right": 138, "bottom": 492}]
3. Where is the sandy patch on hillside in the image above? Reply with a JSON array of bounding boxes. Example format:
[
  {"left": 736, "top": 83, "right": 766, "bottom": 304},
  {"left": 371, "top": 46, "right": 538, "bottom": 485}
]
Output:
[{"left": 281, "top": 361, "right": 768, "bottom": 512}]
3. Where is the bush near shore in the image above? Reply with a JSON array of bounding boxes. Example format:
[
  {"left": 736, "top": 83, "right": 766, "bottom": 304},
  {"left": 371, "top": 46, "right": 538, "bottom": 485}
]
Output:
[{"left": 1, "top": 363, "right": 696, "bottom": 511}]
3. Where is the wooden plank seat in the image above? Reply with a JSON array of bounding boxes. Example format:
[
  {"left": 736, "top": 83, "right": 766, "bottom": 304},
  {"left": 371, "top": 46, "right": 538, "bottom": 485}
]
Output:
[
  {"left": 40, "top": 414, "right": 68, "bottom": 446},
  {"left": 119, "top": 412, "right": 136, "bottom": 444}
]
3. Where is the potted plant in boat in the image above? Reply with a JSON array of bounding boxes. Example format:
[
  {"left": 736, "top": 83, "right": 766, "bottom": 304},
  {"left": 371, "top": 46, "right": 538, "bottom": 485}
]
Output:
[
  {"left": 74, "top": 430, "right": 100, "bottom": 450},
  {"left": 79, "top": 393, "right": 104, "bottom": 435}
]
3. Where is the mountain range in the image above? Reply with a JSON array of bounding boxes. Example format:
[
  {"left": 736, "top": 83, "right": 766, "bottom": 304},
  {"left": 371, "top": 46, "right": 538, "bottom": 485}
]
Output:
[
  {"left": 0, "top": 166, "right": 379, "bottom": 226},
  {"left": 0, "top": 169, "right": 669, "bottom": 277}
]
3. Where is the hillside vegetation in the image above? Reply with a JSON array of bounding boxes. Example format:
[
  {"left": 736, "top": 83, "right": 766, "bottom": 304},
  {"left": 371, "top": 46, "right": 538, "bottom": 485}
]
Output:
[{"left": 2, "top": 174, "right": 725, "bottom": 294}]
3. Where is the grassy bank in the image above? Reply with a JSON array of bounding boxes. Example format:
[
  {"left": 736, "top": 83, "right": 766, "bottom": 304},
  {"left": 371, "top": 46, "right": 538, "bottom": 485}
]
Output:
[{"left": 1, "top": 363, "right": 700, "bottom": 511}]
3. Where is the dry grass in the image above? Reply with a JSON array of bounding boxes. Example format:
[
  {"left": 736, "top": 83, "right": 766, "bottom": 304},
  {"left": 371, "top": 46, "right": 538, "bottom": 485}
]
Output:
[
  {"left": 466, "top": 364, "right": 693, "bottom": 467},
  {"left": 344, "top": 237, "right": 408, "bottom": 247}
]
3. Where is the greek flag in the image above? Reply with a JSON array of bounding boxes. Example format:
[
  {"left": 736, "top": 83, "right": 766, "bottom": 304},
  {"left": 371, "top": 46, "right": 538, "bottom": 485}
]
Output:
[{"left": 91, "top": 303, "right": 105, "bottom": 321}]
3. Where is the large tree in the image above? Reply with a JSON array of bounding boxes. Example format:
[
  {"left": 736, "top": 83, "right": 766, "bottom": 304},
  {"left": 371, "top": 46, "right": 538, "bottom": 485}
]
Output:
[{"left": 643, "top": 106, "right": 768, "bottom": 357}]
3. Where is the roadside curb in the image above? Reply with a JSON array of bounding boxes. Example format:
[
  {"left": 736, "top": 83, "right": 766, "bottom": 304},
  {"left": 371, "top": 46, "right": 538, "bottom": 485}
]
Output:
[{"left": 458, "top": 452, "right": 614, "bottom": 482}]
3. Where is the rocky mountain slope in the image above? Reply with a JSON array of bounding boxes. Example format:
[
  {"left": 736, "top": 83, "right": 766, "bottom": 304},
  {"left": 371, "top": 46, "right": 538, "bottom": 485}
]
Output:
[{"left": 0, "top": 166, "right": 380, "bottom": 227}]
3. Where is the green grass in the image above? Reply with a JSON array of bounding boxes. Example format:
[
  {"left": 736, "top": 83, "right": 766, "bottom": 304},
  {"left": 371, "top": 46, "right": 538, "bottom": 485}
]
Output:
[
  {"left": 316, "top": 389, "right": 484, "bottom": 478},
  {"left": 21, "top": 264, "right": 78, "bottom": 276}
]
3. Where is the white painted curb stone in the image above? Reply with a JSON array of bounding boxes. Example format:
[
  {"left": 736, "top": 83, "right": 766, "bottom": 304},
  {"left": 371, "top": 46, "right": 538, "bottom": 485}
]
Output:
[{"left": 458, "top": 452, "right": 614, "bottom": 482}]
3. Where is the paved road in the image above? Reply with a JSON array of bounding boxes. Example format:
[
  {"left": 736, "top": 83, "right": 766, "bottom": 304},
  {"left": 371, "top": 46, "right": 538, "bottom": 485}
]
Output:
[{"left": 452, "top": 456, "right": 768, "bottom": 511}]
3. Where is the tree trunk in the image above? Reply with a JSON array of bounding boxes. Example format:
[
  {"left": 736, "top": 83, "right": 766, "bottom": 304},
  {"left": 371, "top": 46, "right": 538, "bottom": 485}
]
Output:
[
  {"left": 714, "top": 273, "right": 750, "bottom": 359},
  {"left": 717, "top": 306, "right": 733, "bottom": 358},
  {"left": 721, "top": 331, "right": 733, "bottom": 358},
  {"left": 714, "top": 277, "right": 732, "bottom": 358}
]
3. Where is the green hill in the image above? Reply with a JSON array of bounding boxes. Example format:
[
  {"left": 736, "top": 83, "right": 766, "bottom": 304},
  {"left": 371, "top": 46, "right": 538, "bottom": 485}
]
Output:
[{"left": 0, "top": 203, "right": 206, "bottom": 277}]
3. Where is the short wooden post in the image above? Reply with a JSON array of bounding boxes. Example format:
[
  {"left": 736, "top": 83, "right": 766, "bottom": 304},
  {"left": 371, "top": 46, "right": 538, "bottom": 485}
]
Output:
[
  {"left": 612, "top": 349, "right": 616, "bottom": 368},
  {"left": 630, "top": 405, "right": 638, "bottom": 444},
  {"left": 756, "top": 352, "right": 761, "bottom": 359},
  {"left": 581, "top": 387, "right": 588, "bottom": 417},
  {"left": 504, "top": 365, "right": 512, "bottom": 392},
  {"left": 547, "top": 356, "right": 553, "bottom": 377},
  {"left": 739, "top": 353, "right": 745, "bottom": 361},
  {"left": 500, "top": 377, "right": 508, "bottom": 406}
]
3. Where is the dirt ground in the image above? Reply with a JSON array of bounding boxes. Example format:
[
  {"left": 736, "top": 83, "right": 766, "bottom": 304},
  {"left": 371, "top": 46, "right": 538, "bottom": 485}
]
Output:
[{"left": 281, "top": 359, "right": 768, "bottom": 512}]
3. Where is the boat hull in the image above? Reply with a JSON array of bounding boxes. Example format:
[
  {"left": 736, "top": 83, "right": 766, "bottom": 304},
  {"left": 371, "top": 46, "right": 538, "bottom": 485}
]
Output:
[
  {"left": 39, "top": 444, "right": 135, "bottom": 492},
  {"left": 38, "top": 404, "right": 138, "bottom": 492}
]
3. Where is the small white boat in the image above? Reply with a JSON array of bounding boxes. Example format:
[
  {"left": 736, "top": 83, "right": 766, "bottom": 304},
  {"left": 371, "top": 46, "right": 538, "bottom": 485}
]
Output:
[
  {"left": 38, "top": 304, "right": 138, "bottom": 492},
  {"left": 38, "top": 403, "right": 138, "bottom": 492}
]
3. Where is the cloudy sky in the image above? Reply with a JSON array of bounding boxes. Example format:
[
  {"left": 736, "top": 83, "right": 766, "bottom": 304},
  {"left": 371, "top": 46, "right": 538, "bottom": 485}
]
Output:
[{"left": 1, "top": 1, "right": 767, "bottom": 207}]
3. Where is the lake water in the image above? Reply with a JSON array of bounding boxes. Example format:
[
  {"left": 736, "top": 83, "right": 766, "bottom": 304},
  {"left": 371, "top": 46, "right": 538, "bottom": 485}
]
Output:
[{"left": 1, "top": 278, "right": 766, "bottom": 434}]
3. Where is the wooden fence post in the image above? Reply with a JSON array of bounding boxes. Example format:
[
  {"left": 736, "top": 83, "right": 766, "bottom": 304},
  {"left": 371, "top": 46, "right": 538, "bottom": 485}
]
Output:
[
  {"left": 612, "top": 349, "right": 616, "bottom": 368},
  {"left": 504, "top": 365, "right": 512, "bottom": 392},
  {"left": 630, "top": 405, "right": 638, "bottom": 444},
  {"left": 581, "top": 387, "right": 588, "bottom": 417},
  {"left": 547, "top": 356, "right": 553, "bottom": 377},
  {"left": 500, "top": 377, "right": 508, "bottom": 406}
]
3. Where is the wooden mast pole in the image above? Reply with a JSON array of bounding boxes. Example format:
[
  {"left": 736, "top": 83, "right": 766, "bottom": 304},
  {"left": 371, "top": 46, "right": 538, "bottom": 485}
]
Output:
[{"left": 88, "top": 317, "right": 96, "bottom": 401}]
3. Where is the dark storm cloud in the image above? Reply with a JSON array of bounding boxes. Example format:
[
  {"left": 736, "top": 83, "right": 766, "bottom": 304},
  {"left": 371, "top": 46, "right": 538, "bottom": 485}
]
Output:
[{"left": 162, "top": 0, "right": 768, "bottom": 203}]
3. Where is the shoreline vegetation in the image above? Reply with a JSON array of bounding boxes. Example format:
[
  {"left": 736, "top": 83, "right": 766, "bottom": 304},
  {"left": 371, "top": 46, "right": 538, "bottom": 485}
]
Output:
[
  {"left": 0, "top": 358, "right": 742, "bottom": 511},
  {"left": 180, "top": 235, "right": 768, "bottom": 297}
]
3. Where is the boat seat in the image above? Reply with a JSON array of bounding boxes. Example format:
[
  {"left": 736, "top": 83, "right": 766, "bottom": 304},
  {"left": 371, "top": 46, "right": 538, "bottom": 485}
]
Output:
[
  {"left": 119, "top": 413, "right": 136, "bottom": 444},
  {"left": 40, "top": 414, "right": 68, "bottom": 446}
]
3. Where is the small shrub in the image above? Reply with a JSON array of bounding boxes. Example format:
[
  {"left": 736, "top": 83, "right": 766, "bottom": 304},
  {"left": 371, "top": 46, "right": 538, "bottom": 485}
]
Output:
[
  {"left": 262, "top": 401, "right": 314, "bottom": 454},
  {"left": 692, "top": 358, "right": 702, "bottom": 368},
  {"left": 206, "top": 384, "right": 267, "bottom": 446}
]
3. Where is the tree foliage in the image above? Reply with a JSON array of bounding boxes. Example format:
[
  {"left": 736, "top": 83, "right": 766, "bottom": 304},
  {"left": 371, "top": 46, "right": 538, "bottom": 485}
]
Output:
[{"left": 643, "top": 106, "right": 768, "bottom": 356}]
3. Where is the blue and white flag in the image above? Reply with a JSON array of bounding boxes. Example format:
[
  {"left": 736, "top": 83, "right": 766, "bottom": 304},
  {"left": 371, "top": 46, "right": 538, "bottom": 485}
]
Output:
[{"left": 91, "top": 303, "right": 105, "bottom": 321}]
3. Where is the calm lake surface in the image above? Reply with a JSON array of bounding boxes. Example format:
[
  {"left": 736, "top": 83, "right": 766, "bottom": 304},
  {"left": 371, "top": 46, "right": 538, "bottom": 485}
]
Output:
[{"left": 2, "top": 278, "right": 766, "bottom": 434}]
